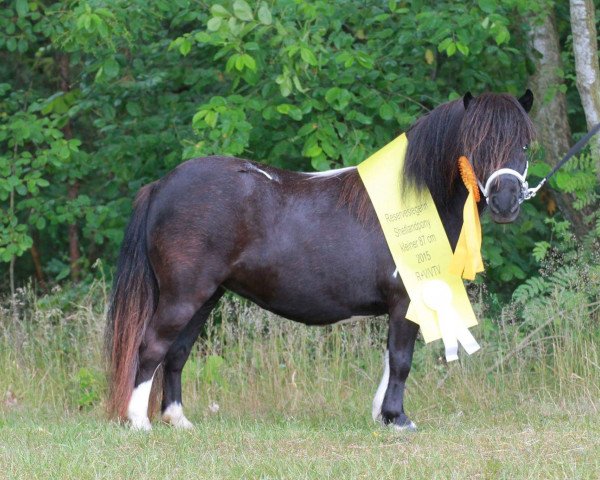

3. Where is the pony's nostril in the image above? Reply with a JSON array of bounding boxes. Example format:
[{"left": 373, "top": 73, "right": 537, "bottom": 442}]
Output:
[{"left": 489, "top": 195, "right": 501, "bottom": 213}]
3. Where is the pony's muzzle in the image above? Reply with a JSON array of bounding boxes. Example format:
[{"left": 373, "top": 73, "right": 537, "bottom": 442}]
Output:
[
  {"left": 490, "top": 193, "right": 518, "bottom": 214},
  {"left": 488, "top": 178, "right": 520, "bottom": 223}
]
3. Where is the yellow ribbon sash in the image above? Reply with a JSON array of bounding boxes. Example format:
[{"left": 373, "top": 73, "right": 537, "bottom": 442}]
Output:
[
  {"left": 357, "top": 134, "right": 480, "bottom": 359},
  {"left": 449, "top": 156, "right": 484, "bottom": 280}
]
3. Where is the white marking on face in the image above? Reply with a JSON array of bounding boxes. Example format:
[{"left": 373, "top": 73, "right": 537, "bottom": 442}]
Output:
[
  {"left": 127, "top": 377, "right": 154, "bottom": 431},
  {"left": 302, "top": 166, "right": 357, "bottom": 178},
  {"left": 162, "top": 402, "right": 194, "bottom": 430},
  {"left": 392, "top": 268, "right": 399, "bottom": 278},
  {"left": 336, "top": 315, "right": 370, "bottom": 325},
  {"left": 372, "top": 350, "right": 390, "bottom": 422}
]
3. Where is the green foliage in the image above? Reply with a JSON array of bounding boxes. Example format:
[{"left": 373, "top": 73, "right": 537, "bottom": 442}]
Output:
[
  {"left": 1, "top": 0, "right": 198, "bottom": 283},
  {"left": 508, "top": 144, "right": 600, "bottom": 304},
  {"left": 0, "top": 0, "right": 597, "bottom": 314},
  {"left": 175, "top": 0, "right": 532, "bottom": 171},
  {"left": 73, "top": 367, "right": 103, "bottom": 410},
  {"left": 512, "top": 225, "right": 598, "bottom": 319},
  {"left": 511, "top": 263, "right": 587, "bottom": 305},
  {"left": 481, "top": 200, "right": 551, "bottom": 296},
  {"left": 0, "top": 88, "right": 77, "bottom": 263},
  {"left": 201, "top": 354, "right": 227, "bottom": 387},
  {"left": 551, "top": 151, "right": 600, "bottom": 238}
]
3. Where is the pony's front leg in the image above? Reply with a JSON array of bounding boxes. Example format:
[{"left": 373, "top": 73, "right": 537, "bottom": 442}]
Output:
[{"left": 375, "top": 303, "right": 419, "bottom": 431}]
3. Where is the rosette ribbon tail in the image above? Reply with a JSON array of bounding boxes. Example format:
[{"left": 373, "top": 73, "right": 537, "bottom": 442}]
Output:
[{"left": 449, "top": 156, "right": 484, "bottom": 281}]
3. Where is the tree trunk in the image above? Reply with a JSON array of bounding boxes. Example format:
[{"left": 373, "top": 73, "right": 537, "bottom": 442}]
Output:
[
  {"left": 68, "top": 183, "right": 81, "bottom": 281},
  {"left": 570, "top": 0, "right": 600, "bottom": 181},
  {"left": 30, "top": 241, "right": 47, "bottom": 291},
  {"left": 528, "top": 11, "right": 589, "bottom": 239},
  {"left": 9, "top": 184, "right": 18, "bottom": 323},
  {"left": 10, "top": 144, "right": 18, "bottom": 322},
  {"left": 58, "top": 53, "right": 81, "bottom": 281}
]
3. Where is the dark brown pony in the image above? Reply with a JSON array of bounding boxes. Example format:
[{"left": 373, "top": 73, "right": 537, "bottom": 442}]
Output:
[{"left": 106, "top": 91, "right": 535, "bottom": 430}]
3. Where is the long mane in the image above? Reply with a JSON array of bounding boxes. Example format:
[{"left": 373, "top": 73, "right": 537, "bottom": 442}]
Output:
[{"left": 404, "top": 93, "right": 536, "bottom": 206}]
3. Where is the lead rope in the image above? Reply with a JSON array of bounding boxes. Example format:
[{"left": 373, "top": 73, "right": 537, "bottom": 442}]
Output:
[{"left": 478, "top": 122, "right": 600, "bottom": 204}]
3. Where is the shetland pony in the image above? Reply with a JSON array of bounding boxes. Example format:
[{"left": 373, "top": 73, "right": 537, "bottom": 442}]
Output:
[{"left": 106, "top": 91, "right": 535, "bottom": 430}]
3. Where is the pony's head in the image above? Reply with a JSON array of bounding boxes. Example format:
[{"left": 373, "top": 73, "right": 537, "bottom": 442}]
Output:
[
  {"left": 405, "top": 90, "right": 536, "bottom": 224},
  {"left": 460, "top": 90, "right": 535, "bottom": 223}
]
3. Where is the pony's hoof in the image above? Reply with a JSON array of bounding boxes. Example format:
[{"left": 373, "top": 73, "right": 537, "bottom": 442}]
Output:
[
  {"left": 379, "top": 413, "right": 417, "bottom": 432},
  {"left": 163, "top": 414, "right": 194, "bottom": 430},
  {"left": 391, "top": 420, "right": 417, "bottom": 432},
  {"left": 162, "top": 403, "right": 195, "bottom": 429},
  {"left": 175, "top": 417, "right": 195, "bottom": 430},
  {"left": 129, "top": 415, "right": 152, "bottom": 431}
]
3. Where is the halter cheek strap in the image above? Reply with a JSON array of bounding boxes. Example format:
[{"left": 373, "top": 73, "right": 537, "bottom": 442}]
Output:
[{"left": 477, "top": 161, "right": 534, "bottom": 204}]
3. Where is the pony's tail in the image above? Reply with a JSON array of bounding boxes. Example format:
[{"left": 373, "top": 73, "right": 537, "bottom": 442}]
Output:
[{"left": 105, "top": 183, "right": 159, "bottom": 420}]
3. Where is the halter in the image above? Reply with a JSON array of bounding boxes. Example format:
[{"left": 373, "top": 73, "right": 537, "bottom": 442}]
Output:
[
  {"left": 477, "top": 161, "right": 538, "bottom": 205},
  {"left": 476, "top": 120, "right": 600, "bottom": 205}
]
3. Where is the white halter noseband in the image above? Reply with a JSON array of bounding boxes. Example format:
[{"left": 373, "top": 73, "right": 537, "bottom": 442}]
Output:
[{"left": 477, "top": 161, "right": 542, "bottom": 204}]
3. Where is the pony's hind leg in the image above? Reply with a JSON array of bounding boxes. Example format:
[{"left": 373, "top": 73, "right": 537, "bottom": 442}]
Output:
[
  {"left": 161, "top": 288, "right": 224, "bottom": 429},
  {"left": 127, "top": 284, "right": 219, "bottom": 430}
]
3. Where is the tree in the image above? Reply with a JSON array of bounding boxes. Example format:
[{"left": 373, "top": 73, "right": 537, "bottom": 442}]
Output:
[
  {"left": 528, "top": 8, "right": 588, "bottom": 238},
  {"left": 570, "top": 0, "right": 600, "bottom": 181},
  {"left": 0, "top": 0, "right": 598, "bottom": 296}
]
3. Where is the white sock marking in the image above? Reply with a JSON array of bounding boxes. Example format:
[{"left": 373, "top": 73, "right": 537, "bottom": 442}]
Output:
[
  {"left": 372, "top": 350, "right": 390, "bottom": 422},
  {"left": 162, "top": 402, "right": 194, "bottom": 429},
  {"left": 127, "top": 377, "right": 154, "bottom": 431}
]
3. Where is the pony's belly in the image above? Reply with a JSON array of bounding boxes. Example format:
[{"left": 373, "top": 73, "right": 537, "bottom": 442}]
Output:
[{"left": 222, "top": 277, "right": 387, "bottom": 326}]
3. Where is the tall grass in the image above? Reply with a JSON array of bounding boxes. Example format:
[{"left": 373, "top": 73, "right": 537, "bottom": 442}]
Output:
[{"left": 0, "top": 266, "right": 598, "bottom": 423}]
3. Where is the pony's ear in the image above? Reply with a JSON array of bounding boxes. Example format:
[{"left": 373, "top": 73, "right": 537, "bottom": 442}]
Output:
[
  {"left": 463, "top": 92, "right": 474, "bottom": 110},
  {"left": 518, "top": 89, "right": 534, "bottom": 113}
]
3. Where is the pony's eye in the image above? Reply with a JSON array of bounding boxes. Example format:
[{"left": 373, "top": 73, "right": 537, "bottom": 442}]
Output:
[{"left": 522, "top": 145, "right": 528, "bottom": 151}]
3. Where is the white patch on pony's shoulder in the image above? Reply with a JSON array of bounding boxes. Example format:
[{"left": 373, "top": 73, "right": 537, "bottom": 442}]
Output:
[
  {"left": 255, "top": 167, "right": 274, "bottom": 180},
  {"left": 302, "top": 166, "right": 356, "bottom": 179},
  {"left": 127, "top": 378, "right": 153, "bottom": 431},
  {"left": 245, "top": 163, "right": 276, "bottom": 181},
  {"left": 162, "top": 402, "right": 194, "bottom": 430},
  {"left": 372, "top": 350, "right": 390, "bottom": 422}
]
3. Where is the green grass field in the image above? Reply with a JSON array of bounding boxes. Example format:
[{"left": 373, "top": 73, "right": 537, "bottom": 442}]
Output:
[
  {"left": 1, "top": 284, "right": 599, "bottom": 479},
  {"left": 2, "top": 402, "right": 599, "bottom": 479}
]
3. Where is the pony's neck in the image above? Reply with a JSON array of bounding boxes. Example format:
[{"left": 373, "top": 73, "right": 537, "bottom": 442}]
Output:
[
  {"left": 404, "top": 100, "right": 465, "bottom": 207},
  {"left": 436, "top": 184, "right": 468, "bottom": 250}
]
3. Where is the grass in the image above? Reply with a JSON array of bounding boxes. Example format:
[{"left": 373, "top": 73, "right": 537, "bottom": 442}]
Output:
[
  {"left": 0, "top": 280, "right": 599, "bottom": 479},
  {"left": 2, "top": 407, "right": 599, "bottom": 479}
]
